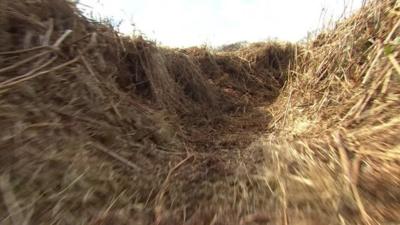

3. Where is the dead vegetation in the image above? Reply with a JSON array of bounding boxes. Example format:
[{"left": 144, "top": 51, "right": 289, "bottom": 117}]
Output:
[{"left": 0, "top": 0, "right": 399, "bottom": 224}]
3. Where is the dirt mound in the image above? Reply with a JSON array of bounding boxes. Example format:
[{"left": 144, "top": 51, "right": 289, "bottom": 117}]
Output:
[{"left": 0, "top": 0, "right": 399, "bottom": 224}]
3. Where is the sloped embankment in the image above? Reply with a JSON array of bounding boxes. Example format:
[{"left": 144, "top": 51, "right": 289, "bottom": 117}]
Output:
[
  {"left": 0, "top": 0, "right": 293, "bottom": 224},
  {"left": 0, "top": 0, "right": 399, "bottom": 225},
  {"left": 254, "top": 0, "right": 400, "bottom": 224}
]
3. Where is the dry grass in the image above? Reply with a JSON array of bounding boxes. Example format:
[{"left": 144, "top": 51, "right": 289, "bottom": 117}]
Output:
[
  {"left": 259, "top": 0, "right": 400, "bottom": 224},
  {"left": 185, "top": 42, "right": 295, "bottom": 107},
  {"left": 0, "top": 0, "right": 399, "bottom": 224}
]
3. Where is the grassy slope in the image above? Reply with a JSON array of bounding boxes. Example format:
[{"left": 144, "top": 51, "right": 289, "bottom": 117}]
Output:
[{"left": 0, "top": 0, "right": 399, "bottom": 225}]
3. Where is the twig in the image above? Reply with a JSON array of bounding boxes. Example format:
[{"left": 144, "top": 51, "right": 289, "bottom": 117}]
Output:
[
  {"left": 91, "top": 143, "right": 142, "bottom": 171},
  {"left": 68, "top": 33, "right": 92, "bottom": 46},
  {"left": 0, "top": 56, "right": 78, "bottom": 90},
  {"left": 0, "top": 51, "right": 49, "bottom": 74},
  {"left": 335, "top": 133, "right": 372, "bottom": 225},
  {"left": 48, "top": 172, "right": 86, "bottom": 199},
  {"left": 388, "top": 54, "right": 400, "bottom": 76},
  {"left": 351, "top": 154, "right": 362, "bottom": 187},
  {"left": 0, "top": 29, "right": 74, "bottom": 56},
  {"left": 79, "top": 52, "right": 101, "bottom": 84},
  {"left": 156, "top": 154, "right": 194, "bottom": 204},
  {"left": 0, "top": 56, "right": 57, "bottom": 87},
  {"left": 87, "top": 32, "right": 98, "bottom": 49},
  {"left": 0, "top": 46, "right": 48, "bottom": 55},
  {"left": 53, "top": 29, "right": 73, "bottom": 48},
  {"left": 381, "top": 68, "right": 393, "bottom": 94},
  {"left": 42, "top": 18, "right": 54, "bottom": 46}
]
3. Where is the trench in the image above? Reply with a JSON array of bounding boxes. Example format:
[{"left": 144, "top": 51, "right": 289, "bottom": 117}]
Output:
[{"left": 120, "top": 43, "right": 295, "bottom": 221}]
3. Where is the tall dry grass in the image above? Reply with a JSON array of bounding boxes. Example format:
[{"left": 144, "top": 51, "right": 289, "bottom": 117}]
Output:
[
  {"left": 254, "top": 0, "right": 400, "bottom": 224},
  {"left": 0, "top": 0, "right": 398, "bottom": 224}
]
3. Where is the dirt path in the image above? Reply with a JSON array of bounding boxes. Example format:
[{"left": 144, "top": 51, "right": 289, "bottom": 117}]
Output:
[{"left": 155, "top": 98, "right": 275, "bottom": 222}]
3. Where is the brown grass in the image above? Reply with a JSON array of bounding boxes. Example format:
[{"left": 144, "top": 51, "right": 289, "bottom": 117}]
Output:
[
  {"left": 0, "top": 0, "right": 399, "bottom": 224},
  {"left": 261, "top": 0, "right": 400, "bottom": 224}
]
